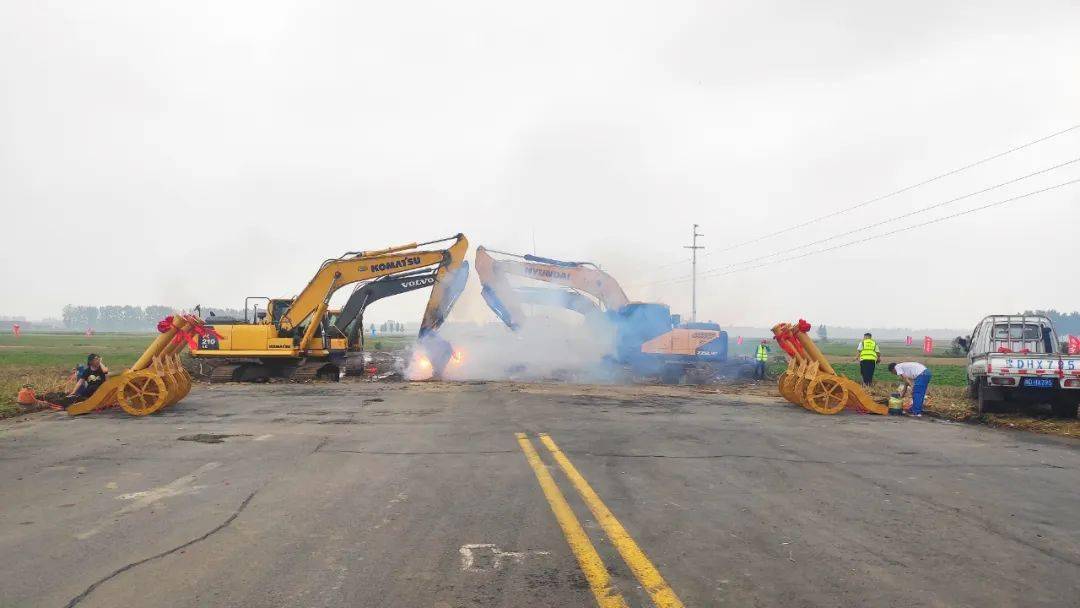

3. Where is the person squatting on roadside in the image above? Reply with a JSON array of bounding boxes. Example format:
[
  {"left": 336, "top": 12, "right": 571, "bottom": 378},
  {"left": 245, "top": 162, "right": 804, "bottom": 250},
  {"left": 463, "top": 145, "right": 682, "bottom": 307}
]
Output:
[
  {"left": 889, "top": 361, "right": 932, "bottom": 417},
  {"left": 855, "top": 332, "right": 880, "bottom": 387},
  {"left": 69, "top": 354, "right": 109, "bottom": 399},
  {"left": 754, "top": 339, "right": 770, "bottom": 379}
]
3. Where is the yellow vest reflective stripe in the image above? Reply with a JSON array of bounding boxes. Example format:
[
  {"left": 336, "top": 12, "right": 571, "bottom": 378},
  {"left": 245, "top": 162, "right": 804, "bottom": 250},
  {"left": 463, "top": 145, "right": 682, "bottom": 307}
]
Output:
[
  {"left": 859, "top": 339, "right": 878, "bottom": 361},
  {"left": 756, "top": 345, "right": 769, "bottom": 361}
]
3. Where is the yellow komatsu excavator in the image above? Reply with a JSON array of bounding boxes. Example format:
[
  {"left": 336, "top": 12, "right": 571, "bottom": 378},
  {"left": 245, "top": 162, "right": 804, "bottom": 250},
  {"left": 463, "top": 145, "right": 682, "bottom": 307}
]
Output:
[
  {"left": 475, "top": 246, "right": 728, "bottom": 382},
  {"left": 191, "top": 234, "right": 469, "bottom": 382}
]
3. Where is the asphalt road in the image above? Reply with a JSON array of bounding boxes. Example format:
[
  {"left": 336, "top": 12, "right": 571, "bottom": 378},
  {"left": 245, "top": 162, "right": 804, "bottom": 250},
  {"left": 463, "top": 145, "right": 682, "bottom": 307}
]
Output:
[{"left": 2, "top": 381, "right": 1078, "bottom": 607}]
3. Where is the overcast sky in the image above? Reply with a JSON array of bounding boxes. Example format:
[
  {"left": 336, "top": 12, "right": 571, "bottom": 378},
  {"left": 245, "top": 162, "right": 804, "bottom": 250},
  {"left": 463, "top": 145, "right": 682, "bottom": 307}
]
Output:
[{"left": 2, "top": 1, "right": 1078, "bottom": 330}]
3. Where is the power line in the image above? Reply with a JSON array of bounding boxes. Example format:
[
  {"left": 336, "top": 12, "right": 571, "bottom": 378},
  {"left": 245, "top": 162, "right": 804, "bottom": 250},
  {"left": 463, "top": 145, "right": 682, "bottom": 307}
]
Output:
[
  {"left": 651, "top": 177, "right": 1080, "bottom": 285},
  {"left": 704, "top": 123, "right": 1080, "bottom": 259},
  {"left": 633, "top": 156, "right": 1080, "bottom": 287},
  {"left": 633, "top": 123, "right": 1080, "bottom": 279}
]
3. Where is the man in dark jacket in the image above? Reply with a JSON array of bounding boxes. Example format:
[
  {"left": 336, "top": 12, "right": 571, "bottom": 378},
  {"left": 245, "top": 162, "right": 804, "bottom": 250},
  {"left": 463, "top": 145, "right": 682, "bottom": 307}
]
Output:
[{"left": 69, "top": 354, "right": 109, "bottom": 399}]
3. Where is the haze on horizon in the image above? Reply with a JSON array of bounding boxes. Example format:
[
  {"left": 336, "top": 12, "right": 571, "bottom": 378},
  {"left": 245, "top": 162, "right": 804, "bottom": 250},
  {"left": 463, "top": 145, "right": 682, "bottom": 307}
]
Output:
[{"left": 2, "top": 1, "right": 1078, "bottom": 331}]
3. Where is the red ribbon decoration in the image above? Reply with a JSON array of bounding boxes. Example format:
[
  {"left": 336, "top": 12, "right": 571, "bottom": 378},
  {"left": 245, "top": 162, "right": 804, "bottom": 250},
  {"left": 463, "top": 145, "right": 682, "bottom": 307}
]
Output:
[
  {"left": 184, "top": 315, "right": 223, "bottom": 349},
  {"left": 157, "top": 315, "right": 222, "bottom": 349}
]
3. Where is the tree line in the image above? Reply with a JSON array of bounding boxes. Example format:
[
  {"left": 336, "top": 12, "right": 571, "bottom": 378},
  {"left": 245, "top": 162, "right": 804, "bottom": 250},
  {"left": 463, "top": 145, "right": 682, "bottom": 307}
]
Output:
[
  {"left": 61, "top": 305, "right": 242, "bottom": 331},
  {"left": 374, "top": 321, "right": 407, "bottom": 333},
  {"left": 1021, "top": 310, "right": 1080, "bottom": 336}
]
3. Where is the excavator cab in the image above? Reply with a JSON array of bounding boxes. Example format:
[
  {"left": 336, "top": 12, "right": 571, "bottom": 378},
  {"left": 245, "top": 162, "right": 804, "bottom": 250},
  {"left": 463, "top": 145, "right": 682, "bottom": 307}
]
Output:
[
  {"left": 610, "top": 303, "right": 675, "bottom": 370},
  {"left": 267, "top": 299, "right": 293, "bottom": 327}
]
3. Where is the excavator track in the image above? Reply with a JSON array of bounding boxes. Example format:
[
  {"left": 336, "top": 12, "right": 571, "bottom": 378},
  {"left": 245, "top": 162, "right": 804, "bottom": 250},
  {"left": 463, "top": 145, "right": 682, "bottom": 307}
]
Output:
[
  {"left": 209, "top": 363, "right": 244, "bottom": 383},
  {"left": 343, "top": 352, "right": 368, "bottom": 376},
  {"left": 206, "top": 361, "right": 272, "bottom": 383},
  {"left": 290, "top": 361, "right": 338, "bottom": 383}
]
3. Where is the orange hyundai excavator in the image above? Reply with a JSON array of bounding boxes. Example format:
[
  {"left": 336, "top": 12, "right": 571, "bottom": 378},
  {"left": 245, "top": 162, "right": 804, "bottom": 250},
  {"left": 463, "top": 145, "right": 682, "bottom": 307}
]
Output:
[{"left": 475, "top": 246, "right": 728, "bottom": 381}]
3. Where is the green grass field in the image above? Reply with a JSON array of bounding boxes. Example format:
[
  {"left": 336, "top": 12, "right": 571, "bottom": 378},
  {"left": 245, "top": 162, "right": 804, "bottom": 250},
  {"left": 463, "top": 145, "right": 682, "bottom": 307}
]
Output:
[
  {"left": 365, "top": 335, "right": 416, "bottom": 351},
  {"left": 0, "top": 333, "right": 156, "bottom": 417},
  {"left": 732, "top": 338, "right": 968, "bottom": 387},
  {"left": 729, "top": 337, "right": 959, "bottom": 359},
  {"left": 830, "top": 362, "right": 967, "bottom": 387},
  {"left": 0, "top": 333, "right": 153, "bottom": 368}
]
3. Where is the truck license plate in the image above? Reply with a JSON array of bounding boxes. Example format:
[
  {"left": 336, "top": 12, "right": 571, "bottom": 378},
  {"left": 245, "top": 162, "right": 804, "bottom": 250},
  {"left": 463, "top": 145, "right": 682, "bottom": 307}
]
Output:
[{"left": 1022, "top": 377, "right": 1054, "bottom": 388}]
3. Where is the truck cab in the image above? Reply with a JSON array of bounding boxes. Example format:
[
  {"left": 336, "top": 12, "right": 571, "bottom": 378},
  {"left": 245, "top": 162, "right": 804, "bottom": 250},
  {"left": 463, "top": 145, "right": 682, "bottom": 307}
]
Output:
[{"left": 965, "top": 315, "right": 1080, "bottom": 417}]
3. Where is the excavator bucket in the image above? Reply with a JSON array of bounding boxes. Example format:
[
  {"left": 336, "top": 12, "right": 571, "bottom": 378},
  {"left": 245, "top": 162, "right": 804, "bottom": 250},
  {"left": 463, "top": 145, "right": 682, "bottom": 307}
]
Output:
[
  {"left": 67, "top": 314, "right": 213, "bottom": 417},
  {"left": 770, "top": 320, "right": 887, "bottom": 415}
]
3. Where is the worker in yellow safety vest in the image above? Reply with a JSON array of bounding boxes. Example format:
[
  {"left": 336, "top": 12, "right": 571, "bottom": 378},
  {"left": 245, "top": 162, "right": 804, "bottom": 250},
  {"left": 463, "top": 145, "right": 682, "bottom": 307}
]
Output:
[
  {"left": 754, "top": 339, "right": 770, "bottom": 379},
  {"left": 854, "top": 332, "right": 880, "bottom": 387}
]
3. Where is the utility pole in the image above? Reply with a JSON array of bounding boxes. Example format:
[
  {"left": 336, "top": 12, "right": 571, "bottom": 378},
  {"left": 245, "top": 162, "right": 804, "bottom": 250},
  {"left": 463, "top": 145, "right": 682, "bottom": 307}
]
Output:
[{"left": 684, "top": 224, "right": 704, "bottom": 323}]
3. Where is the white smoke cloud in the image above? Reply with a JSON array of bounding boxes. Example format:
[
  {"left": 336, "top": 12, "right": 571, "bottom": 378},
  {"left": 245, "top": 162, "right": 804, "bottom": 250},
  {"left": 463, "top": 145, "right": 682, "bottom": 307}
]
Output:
[{"left": 436, "top": 313, "right": 616, "bottom": 382}]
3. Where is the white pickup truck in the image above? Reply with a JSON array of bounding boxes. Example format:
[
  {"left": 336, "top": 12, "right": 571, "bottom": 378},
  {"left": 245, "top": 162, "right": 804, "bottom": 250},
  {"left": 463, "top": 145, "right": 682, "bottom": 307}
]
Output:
[{"left": 964, "top": 315, "right": 1080, "bottom": 417}]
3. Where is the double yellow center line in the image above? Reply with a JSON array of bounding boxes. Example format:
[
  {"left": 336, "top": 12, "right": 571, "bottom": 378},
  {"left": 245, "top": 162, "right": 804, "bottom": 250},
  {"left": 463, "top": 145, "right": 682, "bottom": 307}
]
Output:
[{"left": 516, "top": 432, "right": 685, "bottom": 608}]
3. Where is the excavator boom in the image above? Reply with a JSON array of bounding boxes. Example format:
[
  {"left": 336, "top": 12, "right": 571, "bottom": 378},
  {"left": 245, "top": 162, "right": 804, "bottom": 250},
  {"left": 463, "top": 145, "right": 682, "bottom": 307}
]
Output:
[
  {"left": 474, "top": 245, "right": 728, "bottom": 382},
  {"left": 335, "top": 269, "right": 439, "bottom": 345},
  {"left": 475, "top": 246, "right": 629, "bottom": 330},
  {"left": 280, "top": 234, "right": 468, "bottom": 332}
]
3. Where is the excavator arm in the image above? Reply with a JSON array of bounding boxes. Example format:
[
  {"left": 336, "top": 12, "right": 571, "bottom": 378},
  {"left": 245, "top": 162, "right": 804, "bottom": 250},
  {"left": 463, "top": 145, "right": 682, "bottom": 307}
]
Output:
[
  {"left": 332, "top": 259, "right": 470, "bottom": 349},
  {"left": 335, "top": 269, "right": 439, "bottom": 346},
  {"left": 474, "top": 246, "right": 630, "bottom": 330},
  {"left": 418, "top": 240, "right": 470, "bottom": 337},
  {"left": 474, "top": 245, "right": 727, "bottom": 380},
  {"left": 279, "top": 234, "right": 468, "bottom": 334},
  {"left": 281, "top": 234, "right": 468, "bottom": 378},
  {"left": 512, "top": 287, "right": 603, "bottom": 319}
]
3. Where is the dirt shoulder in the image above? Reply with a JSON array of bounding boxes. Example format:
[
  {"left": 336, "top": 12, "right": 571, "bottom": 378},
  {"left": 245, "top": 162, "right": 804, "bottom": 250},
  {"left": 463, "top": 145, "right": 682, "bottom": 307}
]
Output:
[
  {"left": 487, "top": 377, "right": 1080, "bottom": 440},
  {"left": 5, "top": 367, "right": 1078, "bottom": 441}
]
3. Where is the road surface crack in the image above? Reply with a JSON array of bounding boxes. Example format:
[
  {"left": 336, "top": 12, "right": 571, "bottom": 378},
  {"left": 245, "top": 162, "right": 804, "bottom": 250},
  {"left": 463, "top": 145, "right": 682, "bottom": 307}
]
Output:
[
  {"left": 310, "top": 435, "right": 331, "bottom": 454},
  {"left": 64, "top": 489, "right": 259, "bottom": 608}
]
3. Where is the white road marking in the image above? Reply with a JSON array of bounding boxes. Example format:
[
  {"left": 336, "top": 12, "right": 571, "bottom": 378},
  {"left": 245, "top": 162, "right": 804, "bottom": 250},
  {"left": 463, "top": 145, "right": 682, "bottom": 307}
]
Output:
[
  {"left": 371, "top": 493, "right": 408, "bottom": 530},
  {"left": 459, "top": 544, "right": 550, "bottom": 572},
  {"left": 75, "top": 462, "right": 222, "bottom": 540},
  {"left": 115, "top": 462, "right": 220, "bottom": 514},
  {"left": 253, "top": 434, "right": 274, "bottom": 441}
]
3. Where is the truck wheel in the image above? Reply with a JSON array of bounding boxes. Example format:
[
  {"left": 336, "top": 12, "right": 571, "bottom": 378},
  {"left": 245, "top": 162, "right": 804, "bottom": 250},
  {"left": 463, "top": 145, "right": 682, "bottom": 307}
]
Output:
[
  {"left": 965, "top": 378, "right": 978, "bottom": 399},
  {"left": 975, "top": 382, "right": 995, "bottom": 414},
  {"left": 1051, "top": 398, "right": 1079, "bottom": 419}
]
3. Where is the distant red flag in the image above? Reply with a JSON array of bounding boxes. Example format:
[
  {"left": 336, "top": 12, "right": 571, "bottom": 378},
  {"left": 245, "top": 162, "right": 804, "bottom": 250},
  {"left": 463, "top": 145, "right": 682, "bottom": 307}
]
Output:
[
  {"left": 923, "top": 336, "right": 933, "bottom": 354},
  {"left": 736, "top": 336, "right": 743, "bottom": 345},
  {"left": 1069, "top": 335, "right": 1080, "bottom": 355},
  {"left": 905, "top": 335, "right": 913, "bottom": 346}
]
